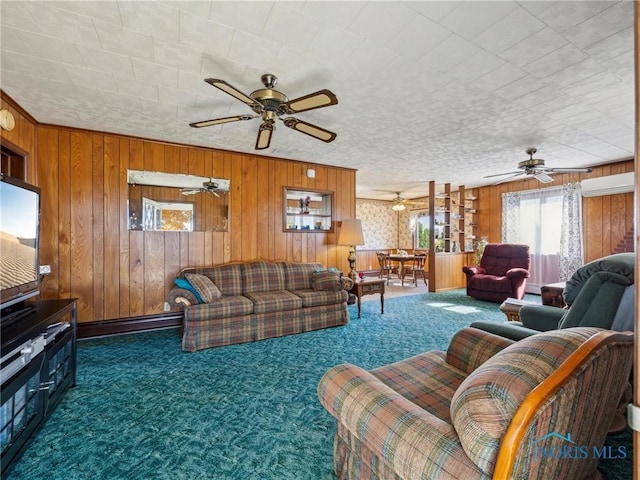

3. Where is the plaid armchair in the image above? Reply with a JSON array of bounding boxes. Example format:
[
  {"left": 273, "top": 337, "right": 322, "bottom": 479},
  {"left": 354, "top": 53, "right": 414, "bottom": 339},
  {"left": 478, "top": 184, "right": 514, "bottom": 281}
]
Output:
[{"left": 318, "top": 327, "right": 633, "bottom": 480}]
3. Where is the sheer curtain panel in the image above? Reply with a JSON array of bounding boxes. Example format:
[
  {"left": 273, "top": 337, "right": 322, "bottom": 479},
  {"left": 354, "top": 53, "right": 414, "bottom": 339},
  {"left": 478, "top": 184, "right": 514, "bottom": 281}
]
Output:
[{"left": 502, "top": 184, "right": 584, "bottom": 293}]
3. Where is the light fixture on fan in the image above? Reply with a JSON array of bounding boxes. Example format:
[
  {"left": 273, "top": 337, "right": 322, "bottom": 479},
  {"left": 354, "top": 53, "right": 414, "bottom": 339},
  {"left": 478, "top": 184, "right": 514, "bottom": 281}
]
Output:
[
  {"left": 484, "top": 148, "right": 594, "bottom": 184},
  {"left": 189, "top": 74, "right": 338, "bottom": 150},
  {"left": 391, "top": 192, "right": 425, "bottom": 211}
]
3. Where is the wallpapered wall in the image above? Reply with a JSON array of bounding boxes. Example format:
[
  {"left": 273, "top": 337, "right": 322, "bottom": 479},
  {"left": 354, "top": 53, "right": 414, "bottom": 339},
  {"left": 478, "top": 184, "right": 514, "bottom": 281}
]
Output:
[{"left": 356, "top": 198, "right": 414, "bottom": 250}]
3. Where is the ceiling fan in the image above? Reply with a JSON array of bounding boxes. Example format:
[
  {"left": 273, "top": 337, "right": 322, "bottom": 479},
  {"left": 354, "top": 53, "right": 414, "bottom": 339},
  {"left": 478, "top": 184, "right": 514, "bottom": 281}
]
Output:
[
  {"left": 392, "top": 193, "right": 426, "bottom": 211},
  {"left": 484, "top": 148, "right": 594, "bottom": 184},
  {"left": 181, "top": 179, "right": 225, "bottom": 197},
  {"left": 190, "top": 74, "right": 338, "bottom": 150}
]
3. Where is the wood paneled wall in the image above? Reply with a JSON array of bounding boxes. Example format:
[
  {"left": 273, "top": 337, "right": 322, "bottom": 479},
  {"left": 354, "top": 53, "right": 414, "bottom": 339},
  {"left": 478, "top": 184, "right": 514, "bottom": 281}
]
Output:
[
  {"left": 1, "top": 93, "right": 356, "bottom": 324},
  {"left": 0, "top": 95, "right": 37, "bottom": 181},
  {"left": 475, "top": 159, "right": 634, "bottom": 263}
]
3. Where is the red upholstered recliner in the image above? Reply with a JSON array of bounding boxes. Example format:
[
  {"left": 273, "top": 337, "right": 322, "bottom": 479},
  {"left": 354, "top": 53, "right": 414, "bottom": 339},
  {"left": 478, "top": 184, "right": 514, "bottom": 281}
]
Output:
[{"left": 462, "top": 243, "right": 530, "bottom": 302}]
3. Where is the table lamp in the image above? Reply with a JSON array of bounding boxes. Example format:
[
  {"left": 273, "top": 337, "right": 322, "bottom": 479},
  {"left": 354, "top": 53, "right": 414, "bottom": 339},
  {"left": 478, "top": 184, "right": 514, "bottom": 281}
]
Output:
[{"left": 338, "top": 219, "right": 365, "bottom": 281}]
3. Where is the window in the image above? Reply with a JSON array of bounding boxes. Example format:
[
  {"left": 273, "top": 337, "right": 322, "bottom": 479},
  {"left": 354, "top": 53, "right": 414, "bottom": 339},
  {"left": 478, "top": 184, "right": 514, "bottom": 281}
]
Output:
[
  {"left": 518, "top": 193, "right": 562, "bottom": 255},
  {"left": 138, "top": 198, "right": 194, "bottom": 232},
  {"left": 503, "top": 184, "right": 584, "bottom": 291}
]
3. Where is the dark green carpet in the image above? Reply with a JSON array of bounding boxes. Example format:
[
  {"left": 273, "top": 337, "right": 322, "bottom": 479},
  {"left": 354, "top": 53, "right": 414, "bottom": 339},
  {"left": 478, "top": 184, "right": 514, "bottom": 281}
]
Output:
[{"left": 5, "top": 290, "right": 632, "bottom": 479}]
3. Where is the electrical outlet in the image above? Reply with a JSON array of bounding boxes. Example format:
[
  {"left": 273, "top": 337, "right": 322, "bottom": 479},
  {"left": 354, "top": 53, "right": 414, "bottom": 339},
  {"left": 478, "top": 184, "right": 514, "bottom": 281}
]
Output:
[
  {"left": 163, "top": 302, "right": 171, "bottom": 312},
  {"left": 39, "top": 265, "right": 51, "bottom": 275}
]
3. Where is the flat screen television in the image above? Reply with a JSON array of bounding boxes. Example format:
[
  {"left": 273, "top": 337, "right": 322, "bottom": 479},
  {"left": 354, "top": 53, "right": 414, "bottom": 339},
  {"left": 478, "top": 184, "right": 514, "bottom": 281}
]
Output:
[{"left": 0, "top": 174, "right": 40, "bottom": 324}]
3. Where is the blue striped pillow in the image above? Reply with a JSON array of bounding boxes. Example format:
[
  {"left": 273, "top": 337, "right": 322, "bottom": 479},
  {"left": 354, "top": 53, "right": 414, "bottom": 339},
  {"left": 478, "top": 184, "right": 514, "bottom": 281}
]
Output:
[{"left": 174, "top": 278, "right": 203, "bottom": 303}]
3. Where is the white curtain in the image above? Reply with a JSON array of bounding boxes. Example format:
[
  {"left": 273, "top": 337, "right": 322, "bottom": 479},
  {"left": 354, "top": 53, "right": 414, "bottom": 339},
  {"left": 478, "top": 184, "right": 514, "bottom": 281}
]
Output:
[
  {"left": 559, "top": 182, "right": 585, "bottom": 280},
  {"left": 502, "top": 184, "right": 584, "bottom": 293}
]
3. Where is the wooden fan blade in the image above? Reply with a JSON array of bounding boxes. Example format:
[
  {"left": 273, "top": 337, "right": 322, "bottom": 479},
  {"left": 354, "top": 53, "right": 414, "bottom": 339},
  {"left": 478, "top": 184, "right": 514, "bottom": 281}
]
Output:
[
  {"left": 205, "top": 78, "right": 263, "bottom": 111},
  {"left": 181, "top": 189, "right": 200, "bottom": 195},
  {"left": 255, "top": 122, "right": 274, "bottom": 150},
  {"left": 189, "top": 114, "right": 256, "bottom": 128},
  {"left": 279, "top": 89, "right": 338, "bottom": 114},
  {"left": 282, "top": 118, "right": 336, "bottom": 143}
]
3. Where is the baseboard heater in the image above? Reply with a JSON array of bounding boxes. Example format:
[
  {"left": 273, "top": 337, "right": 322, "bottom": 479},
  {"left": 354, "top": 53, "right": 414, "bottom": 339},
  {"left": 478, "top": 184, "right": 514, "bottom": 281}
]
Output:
[{"left": 77, "top": 312, "right": 183, "bottom": 339}]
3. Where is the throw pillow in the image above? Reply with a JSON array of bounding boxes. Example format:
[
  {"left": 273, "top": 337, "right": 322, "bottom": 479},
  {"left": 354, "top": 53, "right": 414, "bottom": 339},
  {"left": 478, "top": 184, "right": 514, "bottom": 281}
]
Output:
[
  {"left": 174, "top": 278, "right": 203, "bottom": 303},
  {"left": 313, "top": 270, "right": 343, "bottom": 292},
  {"left": 185, "top": 273, "right": 222, "bottom": 303}
]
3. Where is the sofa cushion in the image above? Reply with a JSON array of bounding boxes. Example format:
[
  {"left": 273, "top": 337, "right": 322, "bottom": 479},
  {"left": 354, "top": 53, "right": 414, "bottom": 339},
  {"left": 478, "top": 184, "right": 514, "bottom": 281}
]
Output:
[
  {"left": 292, "top": 289, "right": 347, "bottom": 308},
  {"left": 480, "top": 243, "right": 530, "bottom": 277},
  {"left": 468, "top": 274, "right": 510, "bottom": 293},
  {"left": 245, "top": 290, "right": 302, "bottom": 314},
  {"left": 557, "top": 271, "right": 631, "bottom": 329},
  {"left": 371, "top": 351, "right": 466, "bottom": 423},
  {"left": 185, "top": 273, "right": 221, "bottom": 303},
  {"left": 282, "top": 262, "right": 324, "bottom": 291},
  {"left": 243, "top": 261, "right": 286, "bottom": 293},
  {"left": 313, "top": 270, "right": 343, "bottom": 291},
  {"left": 449, "top": 327, "right": 601, "bottom": 473},
  {"left": 202, "top": 264, "right": 244, "bottom": 297},
  {"left": 563, "top": 253, "right": 634, "bottom": 305},
  {"left": 184, "top": 295, "right": 254, "bottom": 321},
  {"left": 611, "top": 285, "right": 634, "bottom": 331}
]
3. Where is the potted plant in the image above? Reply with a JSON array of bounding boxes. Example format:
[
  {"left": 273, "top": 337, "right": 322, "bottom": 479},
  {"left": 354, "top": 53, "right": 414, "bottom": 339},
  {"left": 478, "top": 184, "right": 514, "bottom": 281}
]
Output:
[{"left": 475, "top": 237, "right": 488, "bottom": 266}]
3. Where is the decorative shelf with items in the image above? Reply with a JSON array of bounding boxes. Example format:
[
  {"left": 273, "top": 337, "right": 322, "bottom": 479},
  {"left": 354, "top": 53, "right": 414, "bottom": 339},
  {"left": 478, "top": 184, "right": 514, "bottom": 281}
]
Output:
[
  {"left": 283, "top": 187, "right": 333, "bottom": 232},
  {"left": 463, "top": 188, "right": 478, "bottom": 253},
  {"left": 433, "top": 184, "right": 451, "bottom": 253},
  {"left": 427, "top": 181, "right": 474, "bottom": 292}
]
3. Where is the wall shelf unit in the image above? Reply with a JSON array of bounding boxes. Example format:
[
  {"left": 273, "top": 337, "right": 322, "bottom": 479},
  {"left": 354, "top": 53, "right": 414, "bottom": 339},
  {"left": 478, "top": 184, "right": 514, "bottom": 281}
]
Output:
[
  {"left": 428, "top": 181, "right": 477, "bottom": 292},
  {"left": 283, "top": 187, "right": 333, "bottom": 232}
]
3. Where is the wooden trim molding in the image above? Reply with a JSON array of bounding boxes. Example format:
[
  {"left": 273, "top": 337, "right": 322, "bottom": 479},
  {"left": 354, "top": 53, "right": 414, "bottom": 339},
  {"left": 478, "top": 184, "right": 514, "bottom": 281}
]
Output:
[
  {"left": 633, "top": 3, "right": 639, "bottom": 478},
  {"left": 493, "top": 330, "right": 634, "bottom": 480},
  {"left": 77, "top": 312, "right": 184, "bottom": 339},
  {"left": 0, "top": 91, "right": 38, "bottom": 126}
]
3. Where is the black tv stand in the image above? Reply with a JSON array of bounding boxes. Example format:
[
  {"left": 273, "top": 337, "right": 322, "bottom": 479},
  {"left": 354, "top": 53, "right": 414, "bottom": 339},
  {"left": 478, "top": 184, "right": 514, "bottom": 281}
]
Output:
[
  {"left": 1, "top": 305, "right": 36, "bottom": 327},
  {"left": 1, "top": 298, "right": 77, "bottom": 478}
]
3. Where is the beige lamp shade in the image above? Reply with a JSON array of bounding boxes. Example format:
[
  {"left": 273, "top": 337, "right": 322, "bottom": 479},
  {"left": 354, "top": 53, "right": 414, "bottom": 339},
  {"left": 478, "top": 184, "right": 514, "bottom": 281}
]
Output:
[{"left": 338, "top": 219, "right": 364, "bottom": 246}]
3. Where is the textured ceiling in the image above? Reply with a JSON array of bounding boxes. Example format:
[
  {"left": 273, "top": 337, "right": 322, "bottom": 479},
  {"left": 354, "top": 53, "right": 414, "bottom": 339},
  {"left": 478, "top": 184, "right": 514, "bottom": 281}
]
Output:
[{"left": 0, "top": 1, "right": 634, "bottom": 200}]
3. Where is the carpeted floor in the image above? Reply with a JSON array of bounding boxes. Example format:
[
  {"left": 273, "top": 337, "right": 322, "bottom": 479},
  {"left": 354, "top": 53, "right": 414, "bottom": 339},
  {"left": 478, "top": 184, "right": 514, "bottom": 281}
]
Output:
[{"left": 5, "top": 290, "right": 632, "bottom": 479}]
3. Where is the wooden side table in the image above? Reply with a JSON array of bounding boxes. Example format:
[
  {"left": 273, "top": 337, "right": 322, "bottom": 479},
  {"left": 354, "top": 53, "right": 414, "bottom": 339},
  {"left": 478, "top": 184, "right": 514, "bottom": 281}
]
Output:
[
  {"left": 499, "top": 297, "right": 529, "bottom": 321},
  {"left": 541, "top": 282, "right": 566, "bottom": 307},
  {"left": 350, "top": 278, "right": 385, "bottom": 319}
]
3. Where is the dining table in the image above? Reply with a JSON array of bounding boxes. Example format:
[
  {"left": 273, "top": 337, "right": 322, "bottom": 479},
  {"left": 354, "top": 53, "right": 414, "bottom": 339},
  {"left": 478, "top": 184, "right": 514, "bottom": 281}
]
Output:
[{"left": 388, "top": 254, "right": 419, "bottom": 286}]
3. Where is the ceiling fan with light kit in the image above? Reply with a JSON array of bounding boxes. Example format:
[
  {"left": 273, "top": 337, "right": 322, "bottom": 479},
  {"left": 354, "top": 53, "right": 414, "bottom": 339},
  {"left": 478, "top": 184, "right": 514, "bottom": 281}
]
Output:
[
  {"left": 190, "top": 74, "right": 338, "bottom": 150},
  {"left": 180, "top": 178, "right": 226, "bottom": 197},
  {"left": 484, "top": 148, "right": 593, "bottom": 184},
  {"left": 391, "top": 192, "right": 427, "bottom": 211}
]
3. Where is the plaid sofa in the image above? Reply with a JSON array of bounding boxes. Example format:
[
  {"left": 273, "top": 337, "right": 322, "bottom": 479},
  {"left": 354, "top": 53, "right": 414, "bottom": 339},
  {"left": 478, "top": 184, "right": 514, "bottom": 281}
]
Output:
[
  {"left": 168, "top": 261, "right": 352, "bottom": 352},
  {"left": 318, "top": 326, "right": 634, "bottom": 480}
]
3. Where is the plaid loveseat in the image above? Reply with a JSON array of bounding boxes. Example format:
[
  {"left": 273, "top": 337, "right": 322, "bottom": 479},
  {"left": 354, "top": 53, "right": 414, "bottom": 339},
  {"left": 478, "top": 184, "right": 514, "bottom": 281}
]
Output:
[
  {"left": 168, "top": 261, "right": 352, "bottom": 352},
  {"left": 318, "top": 326, "right": 634, "bottom": 480}
]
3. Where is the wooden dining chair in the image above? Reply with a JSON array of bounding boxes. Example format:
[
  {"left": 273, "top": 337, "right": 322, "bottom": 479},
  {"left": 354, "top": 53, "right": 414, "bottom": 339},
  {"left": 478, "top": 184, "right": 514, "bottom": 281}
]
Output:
[
  {"left": 376, "top": 251, "right": 394, "bottom": 284},
  {"left": 409, "top": 253, "right": 428, "bottom": 287}
]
